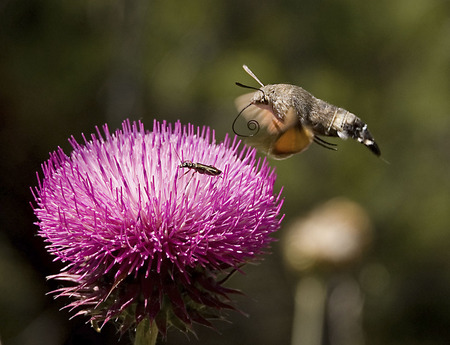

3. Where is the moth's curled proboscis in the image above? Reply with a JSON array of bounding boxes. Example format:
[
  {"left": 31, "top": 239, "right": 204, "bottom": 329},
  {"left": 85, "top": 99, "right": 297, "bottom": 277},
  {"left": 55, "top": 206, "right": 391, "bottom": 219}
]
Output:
[{"left": 232, "top": 103, "right": 261, "bottom": 138}]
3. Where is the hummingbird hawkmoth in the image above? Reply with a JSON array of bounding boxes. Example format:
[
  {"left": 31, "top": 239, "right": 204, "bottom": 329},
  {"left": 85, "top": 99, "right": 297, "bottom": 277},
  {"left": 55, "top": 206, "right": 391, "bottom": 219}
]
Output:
[{"left": 233, "top": 65, "right": 381, "bottom": 159}]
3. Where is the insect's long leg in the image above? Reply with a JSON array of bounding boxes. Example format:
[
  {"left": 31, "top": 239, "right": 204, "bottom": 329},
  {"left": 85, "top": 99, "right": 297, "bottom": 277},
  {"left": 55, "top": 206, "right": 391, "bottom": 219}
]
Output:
[
  {"left": 185, "top": 171, "right": 195, "bottom": 188},
  {"left": 179, "top": 169, "right": 191, "bottom": 178},
  {"left": 313, "top": 136, "right": 338, "bottom": 151}
]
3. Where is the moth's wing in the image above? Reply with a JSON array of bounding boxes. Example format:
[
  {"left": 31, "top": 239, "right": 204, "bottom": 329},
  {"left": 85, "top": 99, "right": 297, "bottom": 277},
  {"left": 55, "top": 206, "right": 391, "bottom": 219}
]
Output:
[
  {"left": 234, "top": 96, "right": 315, "bottom": 159},
  {"left": 270, "top": 124, "right": 315, "bottom": 159},
  {"left": 269, "top": 108, "right": 315, "bottom": 159}
]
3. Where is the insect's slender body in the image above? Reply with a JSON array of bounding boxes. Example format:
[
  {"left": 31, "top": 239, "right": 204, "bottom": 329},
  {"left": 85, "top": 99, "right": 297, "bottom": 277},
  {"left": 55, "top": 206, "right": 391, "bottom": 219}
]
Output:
[
  {"left": 173, "top": 147, "right": 222, "bottom": 177},
  {"left": 234, "top": 65, "right": 381, "bottom": 159},
  {"left": 179, "top": 161, "right": 222, "bottom": 176}
]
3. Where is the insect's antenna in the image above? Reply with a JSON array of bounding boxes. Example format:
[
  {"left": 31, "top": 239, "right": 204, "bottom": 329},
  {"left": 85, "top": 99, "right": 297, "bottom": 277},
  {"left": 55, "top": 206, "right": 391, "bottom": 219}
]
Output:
[
  {"left": 243, "top": 65, "right": 265, "bottom": 88},
  {"left": 232, "top": 103, "right": 261, "bottom": 138},
  {"left": 235, "top": 82, "right": 261, "bottom": 91},
  {"left": 314, "top": 136, "right": 338, "bottom": 151},
  {"left": 172, "top": 144, "right": 183, "bottom": 162},
  {"left": 235, "top": 82, "right": 267, "bottom": 100}
]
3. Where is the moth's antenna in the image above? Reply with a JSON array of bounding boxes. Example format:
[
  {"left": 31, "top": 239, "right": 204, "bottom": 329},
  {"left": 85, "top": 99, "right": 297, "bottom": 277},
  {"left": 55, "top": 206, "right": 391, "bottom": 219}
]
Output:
[
  {"left": 243, "top": 65, "right": 265, "bottom": 88},
  {"left": 232, "top": 103, "right": 260, "bottom": 138},
  {"left": 235, "top": 82, "right": 262, "bottom": 91},
  {"left": 232, "top": 65, "right": 265, "bottom": 138},
  {"left": 235, "top": 82, "right": 267, "bottom": 100}
]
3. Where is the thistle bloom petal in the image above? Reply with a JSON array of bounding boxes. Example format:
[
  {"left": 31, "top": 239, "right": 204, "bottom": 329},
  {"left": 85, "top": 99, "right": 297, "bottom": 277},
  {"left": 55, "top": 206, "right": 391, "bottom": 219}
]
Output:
[{"left": 32, "top": 120, "right": 283, "bottom": 335}]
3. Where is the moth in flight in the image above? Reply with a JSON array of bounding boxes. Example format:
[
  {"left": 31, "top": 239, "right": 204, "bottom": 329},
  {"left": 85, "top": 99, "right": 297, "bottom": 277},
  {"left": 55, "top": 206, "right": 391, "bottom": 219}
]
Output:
[{"left": 233, "top": 65, "right": 381, "bottom": 159}]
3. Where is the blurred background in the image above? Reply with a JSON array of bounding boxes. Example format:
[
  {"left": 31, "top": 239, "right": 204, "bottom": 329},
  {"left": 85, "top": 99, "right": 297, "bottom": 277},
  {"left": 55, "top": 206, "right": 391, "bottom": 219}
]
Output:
[{"left": 1, "top": 0, "right": 450, "bottom": 344}]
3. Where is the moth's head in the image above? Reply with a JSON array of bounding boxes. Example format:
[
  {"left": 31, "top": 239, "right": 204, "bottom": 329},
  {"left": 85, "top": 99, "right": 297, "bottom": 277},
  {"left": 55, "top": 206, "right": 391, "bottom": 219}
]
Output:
[
  {"left": 236, "top": 64, "right": 273, "bottom": 107},
  {"left": 235, "top": 82, "right": 271, "bottom": 107},
  {"left": 250, "top": 88, "right": 271, "bottom": 107}
]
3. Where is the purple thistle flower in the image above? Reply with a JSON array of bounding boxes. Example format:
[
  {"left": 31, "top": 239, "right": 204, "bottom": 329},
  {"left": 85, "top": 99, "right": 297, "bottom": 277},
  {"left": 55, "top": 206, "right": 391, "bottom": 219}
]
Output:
[{"left": 32, "top": 120, "right": 284, "bottom": 337}]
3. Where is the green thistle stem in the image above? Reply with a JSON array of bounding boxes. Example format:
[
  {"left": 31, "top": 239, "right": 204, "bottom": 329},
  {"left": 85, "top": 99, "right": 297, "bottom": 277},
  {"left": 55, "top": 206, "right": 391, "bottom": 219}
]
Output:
[{"left": 134, "top": 319, "right": 158, "bottom": 345}]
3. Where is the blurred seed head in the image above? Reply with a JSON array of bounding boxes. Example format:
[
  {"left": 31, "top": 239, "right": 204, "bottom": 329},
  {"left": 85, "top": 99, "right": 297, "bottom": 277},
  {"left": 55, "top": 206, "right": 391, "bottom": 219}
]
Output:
[{"left": 283, "top": 198, "right": 373, "bottom": 273}]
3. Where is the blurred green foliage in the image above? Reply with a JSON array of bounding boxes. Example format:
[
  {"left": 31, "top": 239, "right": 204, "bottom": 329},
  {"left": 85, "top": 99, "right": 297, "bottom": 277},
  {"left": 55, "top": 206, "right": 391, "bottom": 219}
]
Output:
[{"left": 2, "top": 0, "right": 450, "bottom": 344}]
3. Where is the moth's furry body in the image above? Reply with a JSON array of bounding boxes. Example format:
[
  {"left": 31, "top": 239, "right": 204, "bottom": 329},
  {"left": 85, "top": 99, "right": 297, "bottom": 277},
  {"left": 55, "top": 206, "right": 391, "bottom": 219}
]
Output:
[{"left": 234, "top": 65, "right": 380, "bottom": 159}]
